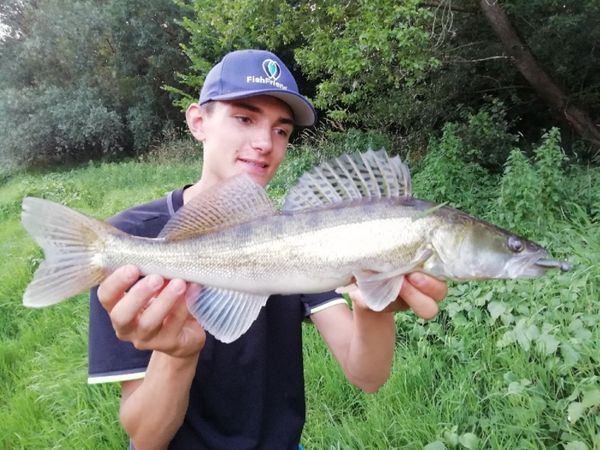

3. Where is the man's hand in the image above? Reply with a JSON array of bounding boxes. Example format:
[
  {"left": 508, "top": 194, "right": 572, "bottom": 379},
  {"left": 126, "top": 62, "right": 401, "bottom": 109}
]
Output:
[
  {"left": 97, "top": 265, "right": 206, "bottom": 358},
  {"left": 348, "top": 273, "right": 448, "bottom": 320}
]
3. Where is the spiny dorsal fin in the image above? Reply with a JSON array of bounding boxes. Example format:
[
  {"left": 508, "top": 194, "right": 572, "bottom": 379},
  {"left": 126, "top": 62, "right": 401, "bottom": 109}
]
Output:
[
  {"left": 158, "top": 174, "right": 274, "bottom": 241},
  {"left": 282, "top": 149, "right": 412, "bottom": 212}
]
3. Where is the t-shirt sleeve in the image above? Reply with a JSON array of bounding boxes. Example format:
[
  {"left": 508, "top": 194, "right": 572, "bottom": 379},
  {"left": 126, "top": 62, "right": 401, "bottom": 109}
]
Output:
[
  {"left": 300, "top": 290, "right": 348, "bottom": 317},
  {"left": 86, "top": 201, "right": 174, "bottom": 385},
  {"left": 87, "top": 285, "right": 151, "bottom": 384}
]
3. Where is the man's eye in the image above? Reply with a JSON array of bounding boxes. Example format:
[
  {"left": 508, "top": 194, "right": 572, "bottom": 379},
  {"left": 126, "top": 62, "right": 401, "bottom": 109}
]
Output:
[
  {"left": 235, "top": 116, "right": 251, "bottom": 124},
  {"left": 275, "top": 128, "right": 289, "bottom": 137}
]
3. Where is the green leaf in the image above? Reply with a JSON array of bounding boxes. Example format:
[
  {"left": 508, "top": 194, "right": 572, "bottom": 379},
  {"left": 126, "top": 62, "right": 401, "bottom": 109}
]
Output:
[
  {"left": 514, "top": 320, "right": 539, "bottom": 352},
  {"left": 504, "top": 371, "right": 519, "bottom": 384},
  {"left": 424, "top": 441, "right": 447, "bottom": 450},
  {"left": 536, "top": 333, "right": 560, "bottom": 355},
  {"left": 443, "top": 429, "right": 459, "bottom": 447},
  {"left": 564, "top": 441, "right": 588, "bottom": 450},
  {"left": 459, "top": 432, "right": 479, "bottom": 449},
  {"left": 508, "top": 381, "right": 525, "bottom": 395},
  {"left": 560, "top": 343, "right": 580, "bottom": 367},
  {"left": 582, "top": 388, "right": 600, "bottom": 408},
  {"left": 567, "top": 402, "right": 585, "bottom": 424},
  {"left": 487, "top": 301, "right": 506, "bottom": 322}
]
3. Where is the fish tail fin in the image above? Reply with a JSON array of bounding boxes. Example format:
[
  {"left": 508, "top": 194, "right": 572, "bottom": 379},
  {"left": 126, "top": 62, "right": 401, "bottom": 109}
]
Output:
[{"left": 21, "top": 197, "right": 112, "bottom": 307}]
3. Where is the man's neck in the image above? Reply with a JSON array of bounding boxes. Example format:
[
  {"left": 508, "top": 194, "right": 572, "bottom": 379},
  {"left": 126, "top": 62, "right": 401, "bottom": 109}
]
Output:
[{"left": 182, "top": 180, "right": 212, "bottom": 204}]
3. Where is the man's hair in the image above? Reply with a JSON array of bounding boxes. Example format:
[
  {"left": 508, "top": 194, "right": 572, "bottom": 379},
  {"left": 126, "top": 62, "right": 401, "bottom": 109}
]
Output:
[{"left": 200, "top": 101, "right": 216, "bottom": 115}]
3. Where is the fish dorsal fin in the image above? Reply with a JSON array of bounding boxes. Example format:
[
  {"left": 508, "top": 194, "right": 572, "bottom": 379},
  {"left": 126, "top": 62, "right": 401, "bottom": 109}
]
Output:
[
  {"left": 282, "top": 149, "right": 412, "bottom": 212},
  {"left": 158, "top": 174, "right": 274, "bottom": 241}
]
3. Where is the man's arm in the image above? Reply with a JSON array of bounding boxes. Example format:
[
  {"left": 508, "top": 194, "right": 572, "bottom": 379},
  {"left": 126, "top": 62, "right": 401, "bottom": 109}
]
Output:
[
  {"left": 96, "top": 266, "right": 206, "bottom": 450},
  {"left": 311, "top": 273, "right": 447, "bottom": 393},
  {"left": 119, "top": 352, "right": 198, "bottom": 450}
]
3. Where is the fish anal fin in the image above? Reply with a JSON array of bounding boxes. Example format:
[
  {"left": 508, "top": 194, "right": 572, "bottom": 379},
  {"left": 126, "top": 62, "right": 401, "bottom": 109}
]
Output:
[
  {"left": 159, "top": 174, "right": 274, "bottom": 241},
  {"left": 187, "top": 286, "right": 269, "bottom": 343}
]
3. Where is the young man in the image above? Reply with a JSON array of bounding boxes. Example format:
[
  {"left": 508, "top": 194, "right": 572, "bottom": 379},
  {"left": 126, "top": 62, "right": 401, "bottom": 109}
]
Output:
[{"left": 88, "top": 49, "right": 447, "bottom": 449}]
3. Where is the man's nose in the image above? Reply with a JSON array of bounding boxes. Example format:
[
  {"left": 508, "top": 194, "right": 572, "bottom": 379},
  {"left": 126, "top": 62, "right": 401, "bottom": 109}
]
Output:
[{"left": 251, "top": 127, "right": 273, "bottom": 153}]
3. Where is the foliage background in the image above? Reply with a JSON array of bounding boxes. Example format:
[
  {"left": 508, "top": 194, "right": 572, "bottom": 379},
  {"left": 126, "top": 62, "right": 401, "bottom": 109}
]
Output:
[{"left": 1, "top": 0, "right": 599, "bottom": 171}]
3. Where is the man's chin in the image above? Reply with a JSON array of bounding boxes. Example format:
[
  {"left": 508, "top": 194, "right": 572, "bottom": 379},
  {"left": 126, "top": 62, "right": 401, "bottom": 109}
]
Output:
[{"left": 248, "top": 173, "right": 271, "bottom": 187}]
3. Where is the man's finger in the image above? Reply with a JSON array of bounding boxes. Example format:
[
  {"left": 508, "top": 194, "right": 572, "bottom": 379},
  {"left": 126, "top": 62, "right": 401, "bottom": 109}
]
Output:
[
  {"left": 110, "top": 274, "right": 165, "bottom": 334},
  {"left": 97, "top": 265, "right": 140, "bottom": 312},
  {"left": 399, "top": 279, "right": 439, "bottom": 320},
  {"left": 406, "top": 273, "right": 448, "bottom": 302},
  {"left": 137, "top": 279, "right": 187, "bottom": 335}
]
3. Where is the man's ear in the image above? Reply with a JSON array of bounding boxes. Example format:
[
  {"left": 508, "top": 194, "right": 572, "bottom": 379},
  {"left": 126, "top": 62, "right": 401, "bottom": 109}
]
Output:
[{"left": 186, "top": 103, "right": 205, "bottom": 141}]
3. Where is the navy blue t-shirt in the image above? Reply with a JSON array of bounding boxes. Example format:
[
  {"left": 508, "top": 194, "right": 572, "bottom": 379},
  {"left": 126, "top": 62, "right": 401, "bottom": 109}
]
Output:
[{"left": 88, "top": 188, "right": 343, "bottom": 449}]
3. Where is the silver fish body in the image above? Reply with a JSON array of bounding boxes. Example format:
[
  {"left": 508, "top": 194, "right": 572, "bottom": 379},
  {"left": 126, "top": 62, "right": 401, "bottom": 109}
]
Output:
[{"left": 21, "top": 150, "right": 569, "bottom": 343}]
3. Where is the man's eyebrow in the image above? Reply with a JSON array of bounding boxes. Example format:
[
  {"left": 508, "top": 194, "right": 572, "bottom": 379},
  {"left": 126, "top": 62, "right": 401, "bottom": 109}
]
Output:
[{"left": 231, "top": 100, "right": 295, "bottom": 126}]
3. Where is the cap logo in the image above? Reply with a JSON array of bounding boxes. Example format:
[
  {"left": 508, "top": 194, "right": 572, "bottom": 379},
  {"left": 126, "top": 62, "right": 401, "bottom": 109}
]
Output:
[
  {"left": 245, "top": 57, "right": 288, "bottom": 91},
  {"left": 262, "top": 59, "right": 281, "bottom": 81}
]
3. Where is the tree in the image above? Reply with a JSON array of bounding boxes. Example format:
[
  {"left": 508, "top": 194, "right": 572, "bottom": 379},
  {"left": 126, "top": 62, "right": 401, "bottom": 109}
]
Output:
[
  {"left": 479, "top": 0, "right": 600, "bottom": 149},
  {"left": 419, "top": 0, "right": 600, "bottom": 160},
  {"left": 172, "top": 0, "right": 438, "bottom": 137},
  {"left": 0, "top": 0, "right": 189, "bottom": 171},
  {"left": 0, "top": 0, "right": 124, "bottom": 169},
  {"left": 107, "top": 0, "right": 189, "bottom": 152}
]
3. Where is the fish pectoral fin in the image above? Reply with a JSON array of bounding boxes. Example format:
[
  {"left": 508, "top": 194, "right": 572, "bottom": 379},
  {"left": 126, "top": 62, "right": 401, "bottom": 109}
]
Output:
[
  {"left": 187, "top": 286, "right": 268, "bottom": 343},
  {"left": 354, "top": 249, "right": 434, "bottom": 312},
  {"left": 354, "top": 270, "right": 406, "bottom": 312}
]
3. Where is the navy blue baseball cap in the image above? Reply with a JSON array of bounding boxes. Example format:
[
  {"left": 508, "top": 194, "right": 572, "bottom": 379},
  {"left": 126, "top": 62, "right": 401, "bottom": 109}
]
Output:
[{"left": 199, "top": 49, "right": 316, "bottom": 126}]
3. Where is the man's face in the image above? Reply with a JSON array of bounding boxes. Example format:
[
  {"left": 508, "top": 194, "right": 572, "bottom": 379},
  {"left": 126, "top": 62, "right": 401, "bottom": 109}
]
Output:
[{"left": 194, "top": 95, "right": 295, "bottom": 187}]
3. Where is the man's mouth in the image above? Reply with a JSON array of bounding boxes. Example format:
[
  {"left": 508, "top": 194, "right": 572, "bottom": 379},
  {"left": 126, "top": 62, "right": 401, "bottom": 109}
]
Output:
[{"left": 238, "top": 158, "right": 268, "bottom": 170}]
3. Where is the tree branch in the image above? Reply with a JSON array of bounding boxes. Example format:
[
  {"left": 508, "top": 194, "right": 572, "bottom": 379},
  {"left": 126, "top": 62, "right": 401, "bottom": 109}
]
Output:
[
  {"left": 419, "top": 1, "right": 478, "bottom": 14},
  {"left": 448, "top": 55, "right": 510, "bottom": 63}
]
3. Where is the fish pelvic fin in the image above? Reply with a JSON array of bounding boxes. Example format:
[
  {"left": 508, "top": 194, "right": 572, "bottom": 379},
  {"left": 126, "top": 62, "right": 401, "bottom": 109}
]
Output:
[
  {"left": 21, "top": 197, "right": 112, "bottom": 307},
  {"left": 282, "top": 149, "right": 412, "bottom": 212},
  {"left": 158, "top": 174, "right": 275, "bottom": 241},
  {"left": 187, "top": 286, "right": 268, "bottom": 343}
]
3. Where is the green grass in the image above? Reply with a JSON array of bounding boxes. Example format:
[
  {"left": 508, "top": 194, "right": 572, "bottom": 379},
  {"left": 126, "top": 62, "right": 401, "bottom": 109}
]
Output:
[{"left": 0, "top": 151, "right": 598, "bottom": 449}]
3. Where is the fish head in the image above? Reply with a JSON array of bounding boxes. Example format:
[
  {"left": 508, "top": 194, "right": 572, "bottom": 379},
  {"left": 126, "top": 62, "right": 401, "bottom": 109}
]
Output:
[{"left": 424, "top": 210, "right": 570, "bottom": 280}]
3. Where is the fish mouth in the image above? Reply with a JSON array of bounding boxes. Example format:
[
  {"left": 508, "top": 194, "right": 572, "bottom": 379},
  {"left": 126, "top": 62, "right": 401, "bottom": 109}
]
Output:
[
  {"left": 506, "top": 251, "right": 570, "bottom": 278},
  {"left": 534, "top": 258, "right": 572, "bottom": 272}
]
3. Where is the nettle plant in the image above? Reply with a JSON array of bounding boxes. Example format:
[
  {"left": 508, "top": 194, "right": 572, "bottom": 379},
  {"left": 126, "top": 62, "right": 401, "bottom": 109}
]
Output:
[{"left": 496, "top": 128, "right": 568, "bottom": 237}]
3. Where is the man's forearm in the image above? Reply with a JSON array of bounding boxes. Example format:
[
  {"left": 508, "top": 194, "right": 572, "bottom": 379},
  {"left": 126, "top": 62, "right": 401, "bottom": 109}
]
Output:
[
  {"left": 344, "top": 307, "right": 395, "bottom": 393},
  {"left": 120, "top": 351, "right": 199, "bottom": 450}
]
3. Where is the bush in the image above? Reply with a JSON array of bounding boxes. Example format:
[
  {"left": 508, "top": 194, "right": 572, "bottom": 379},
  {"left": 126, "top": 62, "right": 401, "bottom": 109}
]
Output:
[
  {"left": 412, "top": 123, "right": 493, "bottom": 215},
  {"left": 0, "top": 85, "right": 125, "bottom": 169},
  {"left": 457, "top": 98, "right": 520, "bottom": 172}
]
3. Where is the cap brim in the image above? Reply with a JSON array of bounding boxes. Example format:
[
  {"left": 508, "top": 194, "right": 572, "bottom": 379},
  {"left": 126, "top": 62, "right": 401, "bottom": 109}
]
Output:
[{"left": 207, "top": 90, "right": 316, "bottom": 127}]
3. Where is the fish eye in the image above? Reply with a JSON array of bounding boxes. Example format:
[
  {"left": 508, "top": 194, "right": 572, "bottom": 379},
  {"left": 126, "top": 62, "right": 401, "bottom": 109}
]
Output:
[{"left": 507, "top": 236, "right": 524, "bottom": 253}]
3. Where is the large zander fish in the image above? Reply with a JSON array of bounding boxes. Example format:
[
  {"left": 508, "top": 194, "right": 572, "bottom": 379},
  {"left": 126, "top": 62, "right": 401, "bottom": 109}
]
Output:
[{"left": 21, "top": 150, "right": 570, "bottom": 342}]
